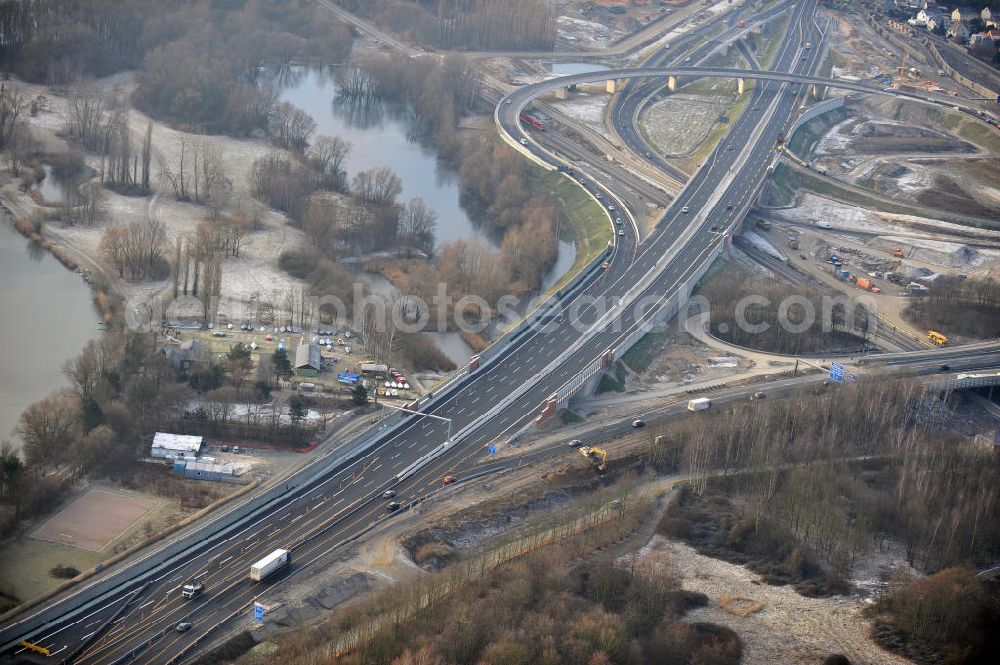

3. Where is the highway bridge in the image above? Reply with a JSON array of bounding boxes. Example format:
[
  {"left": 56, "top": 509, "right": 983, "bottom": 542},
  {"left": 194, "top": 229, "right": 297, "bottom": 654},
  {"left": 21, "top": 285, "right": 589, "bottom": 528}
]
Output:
[{"left": 3, "top": 1, "right": 998, "bottom": 663}]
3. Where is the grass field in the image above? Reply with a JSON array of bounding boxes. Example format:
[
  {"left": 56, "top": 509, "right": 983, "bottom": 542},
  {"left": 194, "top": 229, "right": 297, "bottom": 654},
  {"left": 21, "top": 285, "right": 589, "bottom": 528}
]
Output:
[{"left": 539, "top": 169, "right": 612, "bottom": 297}]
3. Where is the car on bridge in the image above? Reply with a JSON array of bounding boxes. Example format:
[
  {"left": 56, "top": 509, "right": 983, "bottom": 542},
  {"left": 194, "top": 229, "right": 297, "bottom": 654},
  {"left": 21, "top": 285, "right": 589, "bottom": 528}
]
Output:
[
  {"left": 176, "top": 623, "right": 193, "bottom": 633},
  {"left": 382, "top": 489, "right": 396, "bottom": 499},
  {"left": 682, "top": 206, "right": 689, "bottom": 213}
]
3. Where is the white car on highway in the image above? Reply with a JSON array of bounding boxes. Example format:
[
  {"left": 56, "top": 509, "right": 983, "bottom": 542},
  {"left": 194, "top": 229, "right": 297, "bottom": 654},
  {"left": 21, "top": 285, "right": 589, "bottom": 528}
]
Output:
[{"left": 681, "top": 206, "right": 690, "bottom": 213}]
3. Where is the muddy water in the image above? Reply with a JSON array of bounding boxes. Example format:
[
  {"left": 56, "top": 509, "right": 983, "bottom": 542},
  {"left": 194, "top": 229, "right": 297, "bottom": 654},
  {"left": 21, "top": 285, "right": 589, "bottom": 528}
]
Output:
[{"left": 0, "top": 212, "right": 99, "bottom": 447}]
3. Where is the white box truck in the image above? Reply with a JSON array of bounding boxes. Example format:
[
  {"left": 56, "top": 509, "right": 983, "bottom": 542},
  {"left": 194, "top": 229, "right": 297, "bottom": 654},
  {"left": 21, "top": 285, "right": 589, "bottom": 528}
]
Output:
[
  {"left": 250, "top": 549, "right": 290, "bottom": 582},
  {"left": 687, "top": 398, "right": 711, "bottom": 412}
]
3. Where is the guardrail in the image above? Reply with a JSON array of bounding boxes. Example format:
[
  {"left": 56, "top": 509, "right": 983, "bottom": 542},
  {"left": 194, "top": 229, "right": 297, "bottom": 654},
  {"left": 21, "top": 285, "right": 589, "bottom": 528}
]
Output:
[{"left": 3, "top": 127, "right": 620, "bottom": 658}]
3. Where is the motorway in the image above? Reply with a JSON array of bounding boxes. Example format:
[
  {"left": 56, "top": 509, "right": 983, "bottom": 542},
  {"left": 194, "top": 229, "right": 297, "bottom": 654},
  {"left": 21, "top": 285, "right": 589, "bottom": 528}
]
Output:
[
  {"left": 2, "top": 1, "right": 997, "bottom": 663},
  {"left": 0, "top": 0, "right": 842, "bottom": 661}
]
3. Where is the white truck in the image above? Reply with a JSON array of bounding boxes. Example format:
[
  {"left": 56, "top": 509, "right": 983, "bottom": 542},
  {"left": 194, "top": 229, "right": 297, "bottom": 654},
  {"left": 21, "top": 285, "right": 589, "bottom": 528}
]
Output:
[
  {"left": 249, "top": 549, "right": 290, "bottom": 582},
  {"left": 687, "top": 398, "right": 712, "bottom": 412},
  {"left": 181, "top": 582, "right": 204, "bottom": 599}
]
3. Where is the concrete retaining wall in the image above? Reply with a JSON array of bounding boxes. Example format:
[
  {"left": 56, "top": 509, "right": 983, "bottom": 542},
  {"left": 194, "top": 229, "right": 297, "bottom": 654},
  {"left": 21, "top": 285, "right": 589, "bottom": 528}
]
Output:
[{"left": 787, "top": 94, "right": 847, "bottom": 137}]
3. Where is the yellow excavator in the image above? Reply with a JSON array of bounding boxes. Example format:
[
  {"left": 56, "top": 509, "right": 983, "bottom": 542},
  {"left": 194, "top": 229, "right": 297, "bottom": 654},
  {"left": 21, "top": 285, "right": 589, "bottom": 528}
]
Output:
[{"left": 579, "top": 446, "right": 608, "bottom": 472}]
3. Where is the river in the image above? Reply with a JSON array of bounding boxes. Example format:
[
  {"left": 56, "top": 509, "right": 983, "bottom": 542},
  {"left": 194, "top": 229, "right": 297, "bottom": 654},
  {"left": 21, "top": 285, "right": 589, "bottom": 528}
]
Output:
[
  {"left": 271, "top": 66, "right": 578, "bottom": 367},
  {"left": 0, "top": 210, "right": 99, "bottom": 447}
]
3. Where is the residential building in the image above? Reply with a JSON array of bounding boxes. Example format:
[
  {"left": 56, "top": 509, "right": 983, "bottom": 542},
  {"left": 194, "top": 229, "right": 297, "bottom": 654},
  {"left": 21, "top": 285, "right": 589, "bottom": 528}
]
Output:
[
  {"left": 926, "top": 13, "right": 950, "bottom": 31},
  {"left": 948, "top": 20, "right": 972, "bottom": 41},
  {"left": 151, "top": 432, "right": 203, "bottom": 459},
  {"left": 952, "top": 6, "right": 979, "bottom": 23},
  {"left": 161, "top": 338, "right": 208, "bottom": 375},
  {"left": 982, "top": 6, "right": 999, "bottom": 25},
  {"left": 917, "top": 7, "right": 944, "bottom": 23},
  {"left": 970, "top": 27, "right": 1000, "bottom": 45}
]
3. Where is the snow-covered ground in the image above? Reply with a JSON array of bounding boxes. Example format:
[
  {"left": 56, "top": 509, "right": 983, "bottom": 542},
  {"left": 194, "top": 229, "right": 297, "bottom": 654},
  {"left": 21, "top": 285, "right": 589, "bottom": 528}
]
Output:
[
  {"left": 556, "top": 16, "right": 612, "bottom": 49},
  {"left": 9, "top": 73, "right": 313, "bottom": 318},
  {"left": 548, "top": 94, "right": 610, "bottom": 135},
  {"left": 813, "top": 118, "right": 854, "bottom": 155},
  {"left": 742, "top": 230, "right": 786, "bottom": 261},
  {"left": 773, "top": 194, "right": 1000, "bottom": 274},
  {"left": 775, "top": 192, "right": 1000, "bottom": 240}
]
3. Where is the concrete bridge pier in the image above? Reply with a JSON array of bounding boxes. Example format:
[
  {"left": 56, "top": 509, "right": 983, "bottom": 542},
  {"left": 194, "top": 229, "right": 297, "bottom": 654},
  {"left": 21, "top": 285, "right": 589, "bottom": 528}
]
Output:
[
  {"left": 606, "top": 79, "right": 620, "bottom": 94},
  {"left": 554, "top": 86, "right": 568, "bottom": 100},
  {"left": 737, "top": 78, "right": 746, "bottom": 95},
  {"left": 809, "top": 83, "right": 826, "bottom": 100},
  {"left": 667, "top": 75, "right": 677, "bottom": 92}
]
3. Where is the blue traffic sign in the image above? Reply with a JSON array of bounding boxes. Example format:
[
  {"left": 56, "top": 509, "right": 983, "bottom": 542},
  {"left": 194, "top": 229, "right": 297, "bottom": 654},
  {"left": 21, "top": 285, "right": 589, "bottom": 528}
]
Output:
[
  {"left": 829, "top": 363, "right": 845, "bottom": 383},
  {"left": 254, "top": 603, "right": 264, "bottom": 622},
  {"left": 487, "top": 443, "right": 497, "bottom": 455}
]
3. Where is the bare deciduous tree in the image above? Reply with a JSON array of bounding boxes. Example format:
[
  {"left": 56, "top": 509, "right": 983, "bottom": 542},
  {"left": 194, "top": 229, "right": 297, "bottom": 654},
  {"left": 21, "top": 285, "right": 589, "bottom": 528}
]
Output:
[
  {"left": 268, "top": 101, "right": 316, "bottom": 151},
  {"left": 398, "top": 197, "right": 436, "bottom": 258},
  {"left": 18, "top": 394, "right": 78, "bottom": 470},
  {"left": 307, "top": 134, "right": 351, "bottom": 190},
  {"left": 0, "top": 84, "right": 28, "bottom": 150},
  {"left": 352, "top": 166, "right": 402, "bottom": 206}
]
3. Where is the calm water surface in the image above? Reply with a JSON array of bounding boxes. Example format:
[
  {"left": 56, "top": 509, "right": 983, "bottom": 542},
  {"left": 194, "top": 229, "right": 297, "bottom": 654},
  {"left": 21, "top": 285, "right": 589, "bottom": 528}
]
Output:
[{"left": 0, "top": 213, "right": 99, "bottom": 447}]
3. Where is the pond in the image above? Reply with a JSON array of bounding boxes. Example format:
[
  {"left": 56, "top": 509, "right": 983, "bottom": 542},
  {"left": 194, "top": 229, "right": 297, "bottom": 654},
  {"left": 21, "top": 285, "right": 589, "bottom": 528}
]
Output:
[
  {"left": 547, "top": 62, "right": 610, "bottom": 76},
  {"left": 0, "top": 211, "right": 99, "bottom": 448}
]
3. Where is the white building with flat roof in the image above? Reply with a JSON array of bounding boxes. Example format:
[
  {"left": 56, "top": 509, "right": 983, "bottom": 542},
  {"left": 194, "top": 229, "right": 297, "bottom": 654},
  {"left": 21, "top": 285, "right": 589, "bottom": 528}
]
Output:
[{"left": 151, "top": 432, "right": 203, "bottom": 459}]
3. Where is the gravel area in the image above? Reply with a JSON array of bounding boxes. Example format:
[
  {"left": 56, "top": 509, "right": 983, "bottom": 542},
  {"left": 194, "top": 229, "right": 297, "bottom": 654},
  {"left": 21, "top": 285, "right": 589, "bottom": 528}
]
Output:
[{"left": 638, "top": 536, "right": 912, "bottom": 665}]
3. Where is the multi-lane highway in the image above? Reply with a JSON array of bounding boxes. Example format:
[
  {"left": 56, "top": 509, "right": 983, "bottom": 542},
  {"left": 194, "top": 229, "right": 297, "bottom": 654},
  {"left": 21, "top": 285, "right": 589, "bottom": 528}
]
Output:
[
  {"left": 4, "top": 1, "right": 996, "bottom": 663},
  {"left": 0, "top": 1, "right": 829, "bottom": 662}
]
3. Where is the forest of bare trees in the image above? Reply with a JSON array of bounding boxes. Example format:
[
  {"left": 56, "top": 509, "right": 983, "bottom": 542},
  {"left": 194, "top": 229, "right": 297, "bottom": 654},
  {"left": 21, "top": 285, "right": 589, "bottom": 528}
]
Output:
[
  {"left": 869, "top": 567, "right": 1000, "bottom": 665},
  {"left": 696, "top": 264, "right": 874, "bottom": 355},
  {"left": 63, "top": 91, "right": 153, "bottom": 196},
  {"left": 333, "top": 0, "right": 557, "bottom": 51},
  {"left": 99, "top": 214, "right": 168, "bottom": 281},
  {"left": 1, "top": 1, "right": 351, "bottom": 136},
  {"left": 904, "top": 274, "right": 1000, "bottom": 339},
  {"left": 273, "top": 522, "right": 739, "bottom": 665},
  {"left": 649, "top": 380, "right": 1000, "bottom": 587}
]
